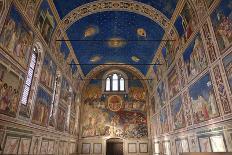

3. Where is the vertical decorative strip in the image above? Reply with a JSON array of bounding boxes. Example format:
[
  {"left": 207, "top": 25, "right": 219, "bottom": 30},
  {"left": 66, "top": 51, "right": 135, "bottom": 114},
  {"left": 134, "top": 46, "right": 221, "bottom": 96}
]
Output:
[
  {"left": 202, "top": 22, "right": 217, "bottom": 63},
  {"left": 182, "top": 91, "right": 192, "bottom": 126},
  {"left": 213, "top": 65, "right": 231, "bottom": 114}
]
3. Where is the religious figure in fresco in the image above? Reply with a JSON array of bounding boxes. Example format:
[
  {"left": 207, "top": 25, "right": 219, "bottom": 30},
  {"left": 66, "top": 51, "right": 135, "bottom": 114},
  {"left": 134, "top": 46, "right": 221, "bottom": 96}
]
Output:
[
  {"left": 184, "top": 34, "right": 207, "bottom": 80},
  {"left": 211, "top": 0, "right": 232, "bottom": 52},
  {"left": 168, "top": 66, "right": 180, "bottom": 99},
  {"left": 32, "top": 87, "right": 51, "bottom": 126},
  {"left": 60, "top": 78, "right": 70, "bottom": 103},
  {"left": 40, "top": 53, "right": 57, "bottom": 90},
  {"left": 175, "top": 1, "right": 196, "bottom": 45},
  {"left": 0, "top": 63, "right": 22, "bottom": 117},
  {"left": 35, "top": 0, "right": 56, "bottom": 43},
  {"left": 189, "top": 74, "right": 219, "bottom": 124},
  {"left": 26, "top": 0, "right": 39, "bottom": 19},
  {"left": 171, "top": 96, "right": 186, "bottom": 129},
  {"left": 0, "top": 6, "right": 34, "bottom": 69}
]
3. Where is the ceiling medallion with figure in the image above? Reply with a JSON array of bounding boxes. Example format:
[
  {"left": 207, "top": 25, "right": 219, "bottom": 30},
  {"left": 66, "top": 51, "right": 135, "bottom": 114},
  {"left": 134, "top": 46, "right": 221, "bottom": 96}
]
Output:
[{"left": 108, "top": 95, "right": 123, "bottom": 112}]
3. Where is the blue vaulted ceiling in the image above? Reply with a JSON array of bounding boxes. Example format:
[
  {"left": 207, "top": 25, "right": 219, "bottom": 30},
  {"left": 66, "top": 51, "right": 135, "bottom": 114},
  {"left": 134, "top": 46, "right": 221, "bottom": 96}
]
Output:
[
  {"left": 66, "top": 11, "right": 164, "bottom": 75},
  {"left": 52, "top": 0, "right": 178, "bottom": 75}
]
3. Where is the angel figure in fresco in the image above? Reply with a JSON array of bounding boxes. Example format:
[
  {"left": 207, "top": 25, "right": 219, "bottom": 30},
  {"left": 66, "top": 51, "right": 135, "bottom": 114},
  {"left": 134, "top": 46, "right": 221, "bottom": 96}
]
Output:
[{"left": 216, "top": 12, "right": 232, "bottom": 48}]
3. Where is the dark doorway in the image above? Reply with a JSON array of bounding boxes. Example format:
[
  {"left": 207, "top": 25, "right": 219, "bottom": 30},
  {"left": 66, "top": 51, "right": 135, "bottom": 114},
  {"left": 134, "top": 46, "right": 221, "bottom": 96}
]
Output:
[{"left": 106, "top": 139, "right": 123, "bottom": 155}]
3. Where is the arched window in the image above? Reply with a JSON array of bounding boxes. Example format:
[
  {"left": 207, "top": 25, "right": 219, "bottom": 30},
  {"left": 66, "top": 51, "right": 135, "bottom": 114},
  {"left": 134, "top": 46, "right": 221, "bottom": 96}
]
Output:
[
  {"left": 21, "top": 47, "right": 38, "bottom": 105},
  {"left": 104, "top": 71, "right": 127, "bottom": 93}
]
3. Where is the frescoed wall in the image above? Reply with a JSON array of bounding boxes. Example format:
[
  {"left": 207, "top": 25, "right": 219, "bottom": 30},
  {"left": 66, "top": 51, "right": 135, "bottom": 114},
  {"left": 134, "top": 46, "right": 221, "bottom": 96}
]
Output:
[
  {"left": 150, "top": 0, "right": 232, "bottom": 154},
  {"left": 0, "top": 5, "right": 34, "bottom": 69},
  {"left": 80, "top": 69, "right": 148, "bottom": 139}
]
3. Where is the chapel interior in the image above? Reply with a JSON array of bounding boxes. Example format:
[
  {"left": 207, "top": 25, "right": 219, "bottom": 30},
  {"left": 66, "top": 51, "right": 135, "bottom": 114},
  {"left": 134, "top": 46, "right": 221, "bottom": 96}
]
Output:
[{"left": 0, "top": 0, "right": 232, "bottom": 155}]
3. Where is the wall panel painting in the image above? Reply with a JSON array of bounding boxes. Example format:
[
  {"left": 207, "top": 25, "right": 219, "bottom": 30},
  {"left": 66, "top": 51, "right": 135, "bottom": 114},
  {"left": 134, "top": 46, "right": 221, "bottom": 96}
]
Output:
[
  {"left": 48, "top": 140, "right": 54, "bottom": 154},
  {"left": 3, "top": 136, "right": 20, "bottom": 154},
  {"left": 18, "top": 138, "right": 31, "bottom": 155},
  {"left": 223, "top": 52, "right": 232, "bottom": 92},
  {"left": 189, "top": 74, "right": 219, "bottom": 124},
  {"left": 0, "top": 62, "right": 23, "bottom": 117},
  {"left": 93, "top": 143, "right": 102, "bottom": 154},
  {"left": 40, "top": 52, "right": 57, "bottom": 90},
  {"left": 210, "top": 135, "right": 226, "bottom": 152},
  {"left": 40, "top": 140, "right": 48, "bottom": 155},
  {"left": 199, "top": 137, "right": 212, "bottom": 152},
  {"left": 168, "top": 66, "right": 180, "bottom": 99},
  {"left": 183, "top": 34, "right": 208, "bottom": 80},
  {"left": 171, "top": 96, "right": 186, "bottom": 130},
  {"left": 35, "top": 0, "right": 56, "bottom": 43},
  {"left": 32, "top": 87, "right": 52, "bottom": 126},
  {"left": 56, "top": 106, "right": 66, "bottom": 132},
  {"left": 211, "top": 0, "right": 232, "bottom": 53},
  {"left": 174, "top": 1, "right": 197, "bottom": 44},
  {"left": 0, "top": 5, "right": 34, "bottom": 69}
]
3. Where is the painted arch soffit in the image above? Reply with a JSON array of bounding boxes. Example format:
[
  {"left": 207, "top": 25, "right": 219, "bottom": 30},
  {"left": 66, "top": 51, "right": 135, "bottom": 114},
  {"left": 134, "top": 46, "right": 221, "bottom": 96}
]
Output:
[{"left": 53, "top": 0, "right": 178, "bottom": 38}]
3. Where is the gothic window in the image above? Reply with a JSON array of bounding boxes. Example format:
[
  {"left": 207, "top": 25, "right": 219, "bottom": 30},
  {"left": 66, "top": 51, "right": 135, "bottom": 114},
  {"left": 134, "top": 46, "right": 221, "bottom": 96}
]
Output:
[{"left": 21, "top": 47, "right": 38, "bottom": 105}]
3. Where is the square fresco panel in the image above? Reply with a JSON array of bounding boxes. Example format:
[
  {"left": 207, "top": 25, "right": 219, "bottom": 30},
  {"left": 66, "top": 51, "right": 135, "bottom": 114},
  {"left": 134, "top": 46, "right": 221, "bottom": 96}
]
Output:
[
  {"left": 18, "top": 138, "right": 31, "bottom": 155},
  {"left": 35, "top": 0, "right": 56, "bottom": 43},
  {"left": 223, "top": 52, "right": 232, "bottom": 92},
  {"left": 199, "top": 137, "right": 212, "bottom": 152},
  {"left": 128, "top": 143, "right": 137, "bottom": 153},
  {"left": 0, "top": 62, "right": 23, "bottom": 117},
  {"left": 211, "top": 0, "right": 232, "bottom": 52},
  {"left": 3, "top": 136, "right": 20, "bottom": 154},
  {"left": 157, "top": 81, "right": 166, "bottom": 108},
  {"left": 32, "top": 87, "right": 52, "bottom": 126},
  {"left": 93, "top": 143, "right": 102, "bottom": 154},
  {"left": 171, "top": 96, "right": 186, "bottom": 130},
  {"left": 183, "top": 34, "right": 208, "bottom": 80},
  {"left": 189, "top": 74, "right": 219, "bottom": 124},
  {"left": 40, "top": 52, "right": 57, "bottom": 90},
  {"left": 210, "top": 135, "right": 226, "bottom": 152},
  {"left": 0, "top": 5, "right": 34, "bottom": 69},
  {"left": 168, "top": 66, "right": 180, "bottom": 99}
]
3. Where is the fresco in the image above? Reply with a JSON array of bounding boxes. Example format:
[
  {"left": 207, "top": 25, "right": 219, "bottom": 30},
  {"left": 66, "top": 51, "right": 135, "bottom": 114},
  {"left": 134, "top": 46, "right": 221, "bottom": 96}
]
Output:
[
  {"left": 3, "top": 136, "right": 20, "bottom": 154},
  {"left": 40, "top": 52, "right": 57, "bottom": 90},
  {"left": 160, "top": 107, "right": 169, "bottom": 133},
  {"left": 171, "top": 96, "right": 186, "bottom": 129},
  {"left": 156, "top": 81, "right": 166, "bottom": 108},
  {"left": 0, "top": 5, "right": 34, "bottom": 69},
  {"left": 56, "top": 106, "right": 66, "bottom": 131},
  {"left": 81, "top": 73, "right": 147, "bottom": 138},
  {"left": 67, "top": 11, "right": 164, "bottom": 75},
  {"left": 18, "top": 138, "right": 31, "bottom": 154},
  {"left": 162, "top": 37, "right": 179, "bottom": 67},
  {"left": 168, "top": 66, "right": 180, "bottom": 99},
  {"left": 211, "top": 0, "right": 232, "bottom": 52},
  {"left": 32, "top": 87, "right": 52, "bottom": 126},
  {"left": 183, "top": 34, "right": 208, "bottom": 80},
  {"left": 0, "top": 62, "right": 23, "bottom": 117},
  {"left": 189, "top": 74, "right": 219, "bottom": 124},
  {"left": 223, "top": 52, "right": 232, "bottom": 91},
  {"left": 35, "top": 0, "right": 56, "bottom": 43},
  {"left": 69, "top": 116, "right": 75, "bottom": 134},
  {"left": 175, "top": 1, "right": 197, "bottom": 44},
  {"left": 26, "top": 0, "right": 40, "bottom": 21},
  {"left": 60, "top": 77, "right": 70, "bottom": 103},
  {"left": 56, "top": 39, "right": 70, "bottom": 60}
]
